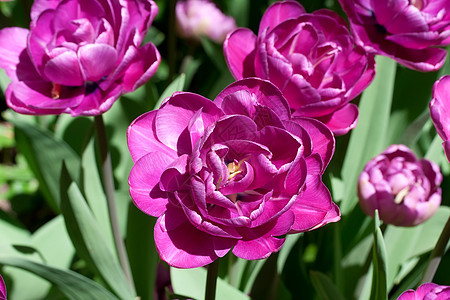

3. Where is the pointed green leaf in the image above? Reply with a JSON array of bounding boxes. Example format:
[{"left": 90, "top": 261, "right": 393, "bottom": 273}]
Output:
[
  {"left": 60, "top": 165, "right": 135, "bottom": 300},
  {"left": 340, "top": 56, "right": 396, "bottom": 215},
  {"left": 370, "top": 210, "right": 387, "bottom": 300},
  {"left": 154, "top": 74, "right": 186, "bottom": 109},
  {"left": 310, "top": 271, "right": 346, "bottom": 300},
  {"left": 0, "top": 256, "right": 119, "bottom": 300},
  {"left": 9, "top": 118, "right": 80, "bottom": 211}
]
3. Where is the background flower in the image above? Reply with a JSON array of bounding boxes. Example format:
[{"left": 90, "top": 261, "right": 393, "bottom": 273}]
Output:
[
  {"left": 0, "top": 0, "right": 160, "bottom": 116},
  {"left": 358, "top": 144, "right": 442, "bottom": 227},
  {"left": 338, "top": 0, "right": 450, "bottom": 71},
  {"left": 430, "top": 75, "right": 450, "bottom": 163},
  {"left": 397, "top": 282, "right": 450, "bottom": 300},
  {"left": 224, "top": 0, "right": 375, "bottom": 135},
  {"left": 128, "top": 78, "right": 340, "bottom": 268},
  {"left": 176, "top": 0, "right": 236, "bottom": 43}
]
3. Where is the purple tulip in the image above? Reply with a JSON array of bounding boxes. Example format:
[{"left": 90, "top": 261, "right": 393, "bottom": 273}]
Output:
[
  {"left": 223, "top": 0, "right": 375, "bottom": 136},
  {"left": 0, "top": 274, "right": 6, "bottom": 300},
  {"left": 430, "top": 75, "right": 450, "bottom": 163},
  {"left": 358, "top": 145, "right": 442, "bottom": 227},
  {"left": 0, "top": 0, "right": 160, "bottom": 116},
  {"left": 176, "top": 0, "right": 236, "bottom": 44},
  {"left": 397, "top": 283, "right": 450, "bottom": 300},
  {"left": 338, "top": 0, "right": 450, "bottom": 72},
  {"left": 128, "top": 78, "right": 340, "bottom": 268}
]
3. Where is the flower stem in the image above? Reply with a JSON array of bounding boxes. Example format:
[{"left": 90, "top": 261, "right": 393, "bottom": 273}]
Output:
[
  {"left": 94, "top": 115, "right": 135, "bottom": 293},
  {"left": 421, "top": 215, "right": 450, "bottom": 284},
  {"left": 205, "top": 259, "right": 220, "bottom": 300}
]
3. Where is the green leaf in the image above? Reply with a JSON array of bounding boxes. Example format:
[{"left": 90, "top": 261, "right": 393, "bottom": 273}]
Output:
[
  {"left": 340, "top": 56, "right": 397, "bottom": 215},
  {"left": 369, "top": 210, "right": 387, "bottom": 300},
  {"left": 126, "top": 203, "right": 158, "bottom": 300},
  {"left": 9, "top": 118, "right": 80, "bottom": 211},
  {"left": 60, "top": 165, "right": 135, "bottom": 300},
  {"left": 310, "top": 271, "right": 346, "bottom": 300},
  {"left": 154, "top": 73, "right": 186, "bottom": 109},
  {"left": 0, "top": 256, "right": 119, "bottom": 300},
  {"left": 171, "top": 266, "right": 250, "bottom": 300}
]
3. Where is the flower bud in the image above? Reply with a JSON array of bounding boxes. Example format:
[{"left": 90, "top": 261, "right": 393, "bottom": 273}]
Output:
[
  {"left": 358, "top": 145, "right": 442, "bottom": 226},
  {"left": 176, "top": 0, "right": 236, "bottom": 43}
]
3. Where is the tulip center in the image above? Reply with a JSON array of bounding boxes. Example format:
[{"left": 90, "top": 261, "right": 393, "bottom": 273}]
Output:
[
  {"left": 227, "top": 160, "right": 242, "bottom": 180},
  {"left": 409, "top": 0, "right": 423, "bottom": 10},
  {"left": 51, "top": 83, "right": 61, "bottom": 99},
  {"left": 394, "top": 186, "right": 411, "bottom": 204}
]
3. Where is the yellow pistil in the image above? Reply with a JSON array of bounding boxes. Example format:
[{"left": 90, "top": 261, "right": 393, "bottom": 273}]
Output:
[
  {"left": 394, "top": 186, "right": 411, "bottom": 204},
  {"left": 51, "top": 83, "right": 61, "bottom": 99},
  {"left": 227, "top": 161, "right": 242, "bottom": 180}
]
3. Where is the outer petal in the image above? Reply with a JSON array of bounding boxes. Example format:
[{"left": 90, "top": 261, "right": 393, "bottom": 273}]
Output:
[
  {"left": 289, "top": 174, "right": 340, "bottom": 232},
  {"left": 223, "top": 28, "right": 257, "bottom": 79},
  {"left": 0, "top": 27, "right": 29, "bottom": 81},
  {"left": 258, "top": 0, "right": 306, "bottom": 35},
  {"left": 129, "top": 152, "right": 173, "bottom": 217},
  {"left": 154, "top": 208, "right": 235, "bottom": 268},
  {"left": 0, "top": 274, "right": 6, "bottom": 300},
  {"left": 430, "top": 75, "right": 450, "bottom": 141},
  {"left": 232, "top": 211, "right": 294, "bottom": 260},
  {"left": 128, "top": 110, "right": 176, "bottom": 162},
  {"left": 316, "top": 103, "right": 359, "bottom": 136}
]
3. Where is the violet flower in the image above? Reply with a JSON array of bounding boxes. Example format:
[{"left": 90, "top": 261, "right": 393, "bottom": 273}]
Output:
[
  {"left": 0, "top": 0, "right": 160, "bottom": 116},
  {"left": 176, "top": 0, "right": 236, "bottom": 43},
  {"left": 338, "top": 0, "right": 450, "bottom": 72},
  {"left": 0, "top": 274, "right": 6, "bottom": 300},
  {"left": 358, "top": 145, "right": 442, "bottom": 227},
  {"left": 128, "top": 78, "right": 340, "bottom": 268},
  {"left": 223, "top": 0, "right": 375, "bottom": 135},
  {"left": 430, "top": 75, "right": 450, "bottom": 163},
  {"left": 397, "top": 282, "right": 450, "bottom": 300}
]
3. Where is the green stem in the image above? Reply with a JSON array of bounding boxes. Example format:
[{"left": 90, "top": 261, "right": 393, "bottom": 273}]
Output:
[
  {"left": 205, "top": 259, "right": 220, "bottom": 300},
  {"left": 421, "top": 215, "right": 450, "bottom": 284},
  {"left": 94, "top": 115, "right": 135, "bottom": 294}
]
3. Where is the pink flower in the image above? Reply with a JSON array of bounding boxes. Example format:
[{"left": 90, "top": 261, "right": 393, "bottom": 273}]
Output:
[
  {"left": 0, "top": 0, "right": 160, "bottom": 116},
  {"left": 223, "top": 0, "right": 375, "bottom": 135},
  {"left": 358, "top": 145, "right": 442, "bottom": 227},
  {"left": 0, "top": 274, "right": 6, "bottom": 300},
  {"left": 176, "top": 0, "right": 236, "bottom": 43},
  {"left": 338, "top": 0, "right": 450, "bottom": 72},
  {"left": 397, "top": 282, "right": 450, "bottom": 300},
  {"left": 128, "top": 78, "right": 340, "bottom": 268},
  {"left": 430, "top": 75, "right": 450, "bottom": 163}
]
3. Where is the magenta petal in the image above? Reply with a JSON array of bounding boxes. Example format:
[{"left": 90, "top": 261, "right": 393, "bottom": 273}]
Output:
[
  {"left": 232, "top": 211, "right": 294, "bottom": 260},
  {"left": 78, "top": 44, "right": 117, "bottom": 82},
  {"left": 154, "top": 209, "right": 235, "bottom": 268},
  {"left": 0, "top": 273, "right": 6, "bottom": 300},
  {"left": 290, "top": 174, "right": 340, "bottom": 232},
  {"left": 43, "top": 50, "right": 84, "bottom": 86},
  {"left": 258, "top": 0, "right": 305, "bottom": 35},
  {"left": 430, "top": 75, "right": 450, "bottom": 141},
  {"left": 30, "top": 0, "right": 60, "bottom": 22},
  {"left": 128, "top": 110, "right": 176, "bottom": 162},
  {"left": 317, "top": 103, "right": 359, "bottom": 136},
  {"left": 0, "top": 27, "right": 29, "bottom": 81},
  {"left": 129, "top": 152, "right": 174, "bottom": 217},
  {"left": 223, "top": 28, "right": 257, "bottom": 79}
]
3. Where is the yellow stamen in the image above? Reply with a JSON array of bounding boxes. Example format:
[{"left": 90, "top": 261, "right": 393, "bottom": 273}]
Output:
[{"left": 51, "top": 83, "right": 61, "bottom": 99}]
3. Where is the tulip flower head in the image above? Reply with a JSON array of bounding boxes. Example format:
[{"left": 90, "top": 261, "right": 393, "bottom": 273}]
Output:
[
  {"left": 128, "top": 78, "right": 340, "bottom": 268},
  {"left": 430, "top": 75, "right": 450, "bottom": 163},
  {"left": 397, "top": 282, "right": 450, "bottom": 300},
  {"left": 0, "top": 274, "right": 6, "bottom": 300},
  {"left": 0, "top": 0, "right": 161, "bottom": 116},
  {"left": 224, "top": 0, "right": 375, "bottom": 135},
  {"left": 358, "top": 145, "right": 442, "bottom": 227},
  {"left": 338, "top": 0, "right": 450, "bottom": 72},
  {"left": 176, "top": 0, "right": 236, "bottom": 43}
]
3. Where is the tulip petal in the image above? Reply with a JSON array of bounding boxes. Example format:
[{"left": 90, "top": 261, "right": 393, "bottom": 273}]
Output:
[
  {"left": 0, "top": 27, "right": 29, "bottom": 81},
  {"left": 43, "top": 50, "right": 84, "bottom": 86},
  {"left": 258, "top": 0, "right": 305, "bottom": 35},
  {"left": 154, "top": 208, "right": 235, "bottom": 268},
  {"left": 78, "top": 44, "right": 118, "bottom": 82},
  {"left": 317, "top": 103, "right": 359, "bottom": 136},
  {"left": 223, "top": 28, "right": 257, "bottom": 79}
]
